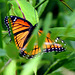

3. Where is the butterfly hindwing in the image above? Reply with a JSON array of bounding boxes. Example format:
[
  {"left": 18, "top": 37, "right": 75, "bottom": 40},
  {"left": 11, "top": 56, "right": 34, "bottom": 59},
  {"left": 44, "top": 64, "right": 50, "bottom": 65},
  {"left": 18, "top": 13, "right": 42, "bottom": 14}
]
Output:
[{"left": 20, "top": 30, "right": 65, "bottom": 58}]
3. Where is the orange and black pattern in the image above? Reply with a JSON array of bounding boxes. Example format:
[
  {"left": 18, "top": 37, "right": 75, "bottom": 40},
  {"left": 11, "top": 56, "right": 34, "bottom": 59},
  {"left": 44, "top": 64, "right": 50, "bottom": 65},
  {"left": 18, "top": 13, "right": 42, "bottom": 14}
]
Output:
[
  {"left": 20, "top": 30, "right": 65, "bottom": 58},
  {"left": 4, "top": 16, "right": 65, "bottom": 58},
  {"left": 4, "top": 16, "right": 36, "bottom": 49}
]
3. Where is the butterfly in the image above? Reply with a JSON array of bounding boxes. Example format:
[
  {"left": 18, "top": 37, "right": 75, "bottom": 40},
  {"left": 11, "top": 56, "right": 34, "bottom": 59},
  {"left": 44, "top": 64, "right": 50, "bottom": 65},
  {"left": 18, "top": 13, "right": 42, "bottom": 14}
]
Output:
[{"left": 4, "top": 16, "right": 65, "bottom": 58}]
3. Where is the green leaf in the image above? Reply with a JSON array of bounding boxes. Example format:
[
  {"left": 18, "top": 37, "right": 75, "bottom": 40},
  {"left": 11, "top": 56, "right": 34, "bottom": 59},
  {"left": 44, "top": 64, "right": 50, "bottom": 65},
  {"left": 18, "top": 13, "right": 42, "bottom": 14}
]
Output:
[
  {"left": 3, "top": 60, "right": 16, "bottom": 75},
  {"left": 43, "top": 12, "right": 52, "bottom": 33},
  {"left": 0, "top": 59, "right": 4, "bottom": 69},
  {"left": 0, "top": 12, "right": 3, "bottom": 48},
  {"left": 50, "top": 27, "right": 75, "bottom": 41},
  {"left": 64, "top": 58, "right": 75, "bottom": 70},
  {"left": 54, "top": 52, "right": 71, "bottom": 60},
  {"left": 16, "top": 0, "right": 39, "bottom": 26},
  {"left": 48, "top": 72, "right": 63, "bottom": 75},
  {"left": 26, "top": 35, "right": 37, "bottom": 53},
  {"left": 38, "top": 12, "right": 52, "bottom": 47},
  {"left": 8, "top": 16, "right": 14, "bottom": 42},
  {"left": 0, "top": 0, "right": 9, "bottom": 30},
  {"left": 8, "top": 0, "right": 23, "bottom": 17},
  {"left": 38, "top": 33, "right": 46, "bottom": 47},
  {"left": 69, "top": 52, "right": 75, "bottom": 60},
  {"left": 20, "top": 55, "right": 42, "bottom": 75},
  {"left": 0, "top": 48, "right": 6, "bottom": 56},
  {"left": 26, "top": 25, "right": 39, "bottom": 53},
  {"left": 38, "top": 0, "right": 49, "bottom": 17},
  {"left": 5, "top": 42, "right": 19, "bottom": 59},
  {"left": 42, "top": 52, "right": 54, "bottom": 62},
  {"left": 68, "top": 10, "right": 75, "bottom": 26},
  {"left": 56, "top": 13, "right": 68, "bottom": 27},
  {"left": 29, "top": 0, "right": 36, "bottom": 7}
]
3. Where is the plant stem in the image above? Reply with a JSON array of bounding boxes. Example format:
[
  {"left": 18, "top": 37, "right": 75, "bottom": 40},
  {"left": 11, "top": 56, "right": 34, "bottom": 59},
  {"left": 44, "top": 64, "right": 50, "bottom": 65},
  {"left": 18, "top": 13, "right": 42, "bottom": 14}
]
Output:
[
  {"left": 60, "top": 0, "right": 73, "bottom": 12},
  {"left": 43, "top": 59, "right": 60, "bottom": 75},
  {"left": 44, "top": 51, "right": 75, "bottom": 75},
  {"left": 0, "top": 59, "right": 12, "bottom": 73},
  {"left": 16, "top": 0, "right": 26, "bottom": 19}
]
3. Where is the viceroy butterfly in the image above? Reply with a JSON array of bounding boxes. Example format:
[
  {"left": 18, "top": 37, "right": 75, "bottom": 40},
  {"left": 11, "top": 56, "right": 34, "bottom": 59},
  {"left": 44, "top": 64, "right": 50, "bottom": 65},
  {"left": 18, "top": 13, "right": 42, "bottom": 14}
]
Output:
[{"left": 4, "top": 16, "right": 65, "bottom": 58}]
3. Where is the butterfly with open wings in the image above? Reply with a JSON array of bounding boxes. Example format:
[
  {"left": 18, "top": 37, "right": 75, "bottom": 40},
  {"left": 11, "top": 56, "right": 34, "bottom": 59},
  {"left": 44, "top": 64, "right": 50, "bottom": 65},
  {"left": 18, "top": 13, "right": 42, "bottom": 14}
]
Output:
[{"left": 4, "top": 16, "right": 65, "bottom": 58}]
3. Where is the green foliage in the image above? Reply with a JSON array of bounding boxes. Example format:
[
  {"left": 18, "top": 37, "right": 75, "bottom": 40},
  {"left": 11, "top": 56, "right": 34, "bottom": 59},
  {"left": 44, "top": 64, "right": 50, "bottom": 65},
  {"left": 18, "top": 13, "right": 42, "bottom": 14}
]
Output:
[
  {"left": 26, "top": 35, "right": 37, "bottom": 52},
  {"left": 64, "top": 58, "right": 75, "bottom": 70},
  {"left": 5, "top": 42, "right": 19, "bottom": 59},
  {"left": 8, "top": 0, "right": 23, "bottom": 17},
  {"left": 0, "top": 49, "right": 6, "bottom": 57},
  {"left": 0, "top": 0, "right": 75, "bottom": 75},
  {"left": 37, "top": 0, "right": 49, "bottom": 17},
  {"left": 3, "top": 60, "right": 16, "bottom": 75},
  {"left": 20, "top": 55, "right": 42, "bottom": 75},
  {"left": 14, "top": 0, "right": 38, "bottom": 26},
  {"left": 38, "top": 12, "right": 52, "bottom": 47},
  {"left": 0, "top": 12, "right": 3, "bottom": 48}
]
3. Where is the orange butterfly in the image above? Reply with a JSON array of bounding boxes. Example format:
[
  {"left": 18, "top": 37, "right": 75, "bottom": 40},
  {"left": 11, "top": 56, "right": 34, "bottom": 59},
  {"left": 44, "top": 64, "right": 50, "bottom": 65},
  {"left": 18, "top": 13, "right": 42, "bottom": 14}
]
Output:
[{"left": 4, "top": 16, "right": 65, "bottom": 58}]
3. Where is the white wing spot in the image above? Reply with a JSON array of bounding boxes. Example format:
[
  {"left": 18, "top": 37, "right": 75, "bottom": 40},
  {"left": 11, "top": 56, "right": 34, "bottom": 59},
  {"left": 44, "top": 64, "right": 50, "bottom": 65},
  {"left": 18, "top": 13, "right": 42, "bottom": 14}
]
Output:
[
  {"left": 52, "top": 48, "right": 54, "bottom": 50},
  {"left": 14, "top": 17, "right": 17, "bottom": 21},
  {"left": 55, "top": 48, "right": 57, "bottom": 49},
  {"left": 55, "top": 39, "right": 57, "bottom": 42}
]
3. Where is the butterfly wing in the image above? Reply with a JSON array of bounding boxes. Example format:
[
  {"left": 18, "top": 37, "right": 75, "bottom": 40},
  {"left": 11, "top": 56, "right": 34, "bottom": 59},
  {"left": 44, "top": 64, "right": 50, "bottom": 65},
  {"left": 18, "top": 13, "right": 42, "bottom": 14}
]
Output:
[
  {"left": 20, "top": 30, "right": 65, "bottom": 58},
  {"left": 4, "top": 16, "right": 35, "bottom": 50},
  {"left": 37, "top": 30, "right": 65, "bottom": 52}
]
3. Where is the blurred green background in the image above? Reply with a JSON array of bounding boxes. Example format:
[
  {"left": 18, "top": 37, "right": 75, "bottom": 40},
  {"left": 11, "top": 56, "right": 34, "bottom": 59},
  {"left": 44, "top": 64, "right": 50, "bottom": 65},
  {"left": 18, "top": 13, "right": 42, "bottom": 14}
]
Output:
[{"left": 0, "top": 0, "right": 75, "bottom": 75}]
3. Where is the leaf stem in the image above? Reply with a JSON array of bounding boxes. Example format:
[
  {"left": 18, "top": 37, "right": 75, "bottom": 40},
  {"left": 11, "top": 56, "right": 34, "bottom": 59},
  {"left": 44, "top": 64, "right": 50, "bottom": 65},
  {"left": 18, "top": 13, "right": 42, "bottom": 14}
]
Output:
[
  {"left": 44, "top": 59, "right": 60, "bottom": 75},
  {"left": 16, "top": 0, "right": 26, "bottom": 19},
  {"left": 0, "top": 59, "right": 12, "bottom": 73},
  {"left": 60, "top": 0, "right": 73, "bottom": 12}
]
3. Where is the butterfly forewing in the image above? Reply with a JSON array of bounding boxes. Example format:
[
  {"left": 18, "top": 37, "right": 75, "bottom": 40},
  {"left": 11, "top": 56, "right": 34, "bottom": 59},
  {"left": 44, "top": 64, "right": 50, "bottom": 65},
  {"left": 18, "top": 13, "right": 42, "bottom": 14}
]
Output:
[{"left": 4, "top": 16, "right": 33, "bottom": 49}]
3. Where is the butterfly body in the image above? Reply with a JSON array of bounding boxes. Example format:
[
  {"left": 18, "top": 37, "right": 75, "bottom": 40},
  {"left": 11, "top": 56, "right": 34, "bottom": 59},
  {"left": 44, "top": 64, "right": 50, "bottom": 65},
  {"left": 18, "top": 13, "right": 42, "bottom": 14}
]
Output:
[{"left": 4, "top": 16, "right": 65, "bottom": 58}]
